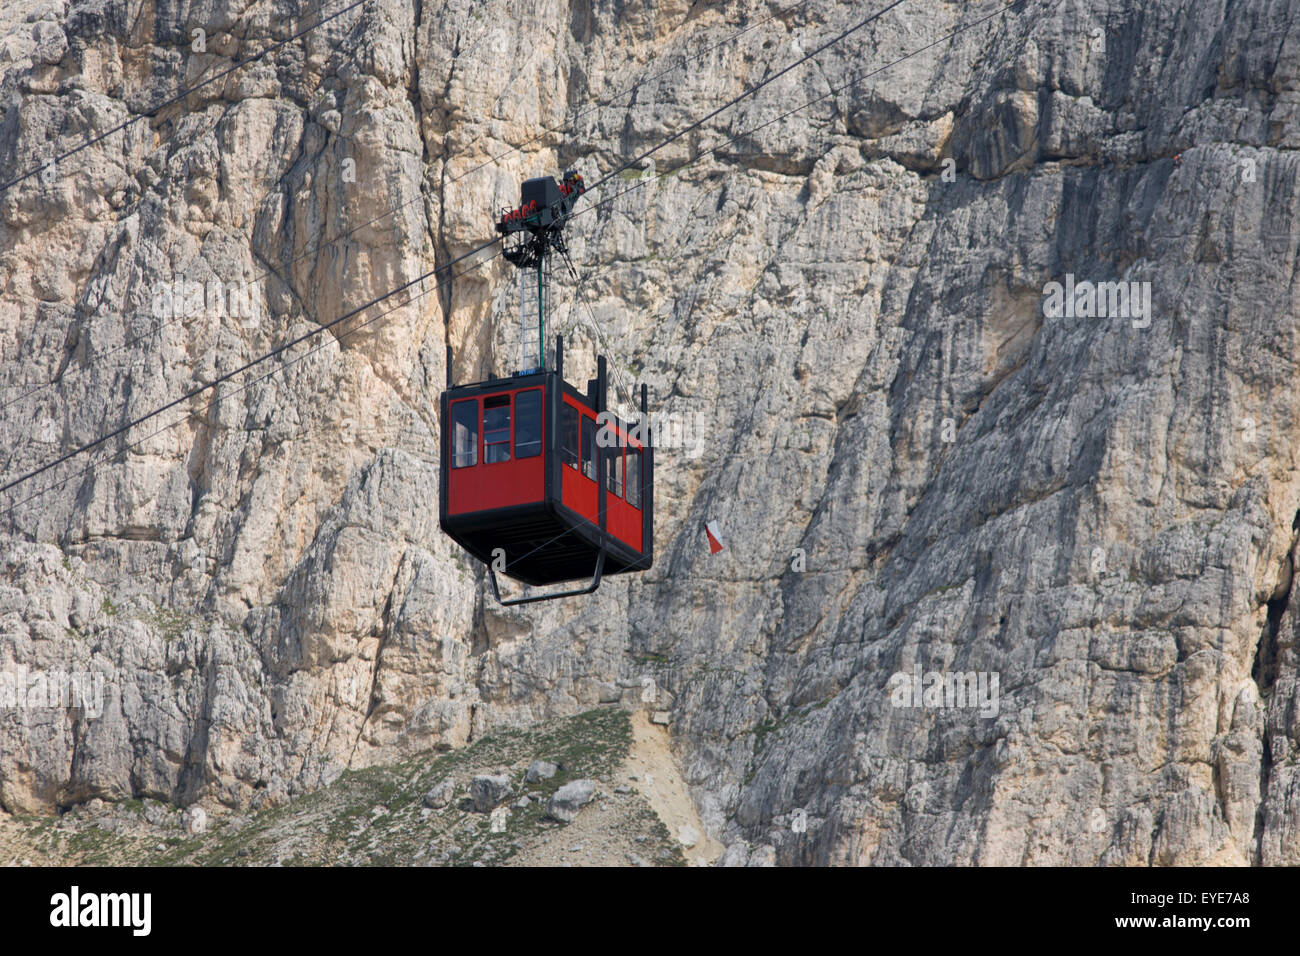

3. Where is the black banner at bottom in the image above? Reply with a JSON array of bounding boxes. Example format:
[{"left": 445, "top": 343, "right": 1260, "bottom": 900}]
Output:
[{"left": 0, "top": 865, "right": 1269, "bottom": 942}]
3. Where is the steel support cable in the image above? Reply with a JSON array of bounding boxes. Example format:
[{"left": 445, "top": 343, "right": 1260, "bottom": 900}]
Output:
[
  {"left": 0, "top": 0, "right": 370, "bottom": 194},
  {"left": 0, "top": 245, "right": 504, "bottom": 518},
  {"left": 0, "top": 236, "right": 503, "bottom": 499},
  {"left": 527, "top": 0, "right": 915, "bottom": 415},
  {"left": 0, "top": 181, "right": 653, "bottom": 516},
  {"left": 1, "top": 0, "right": 365, "bottom": 410},
  {"left": 2, "top": 0, "right": 1019, "bottom": 506},
  {"left": 586, "top": 0, "right": 911, "bottom": 193},
  {"left": 0, "top": 7, "right": 786, "bottom": 416},
  {"left": 561, "top": 169, "right": 725, "bottom": 413},
  {"left": 559, "top": 247, "right": 635, "bottom": 413},
  {"left": 489, "top": 2, "right": 1038, "bottom": 583}
]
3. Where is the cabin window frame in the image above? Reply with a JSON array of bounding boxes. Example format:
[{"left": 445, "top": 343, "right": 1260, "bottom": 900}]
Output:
[
  {"left": 625, "top": 445, "right": 641, "bottom": 509},
  {"left": 606, "top": 443, "right": 624, "bottom": 498},
  {"left": 482, "top": 394, "right": 512, "bottom": 464},
  {"left": 514, "top": 388, "right": 542, "bottom": 459},
  {"left": 560, "top": 402, "right": 580, "bottom": 470},
  {"left": 451, "top": 399, "right": 478, "bottom": 469},
  {"left": 580, "top": 414, "right": 597, "bottom": 481}
]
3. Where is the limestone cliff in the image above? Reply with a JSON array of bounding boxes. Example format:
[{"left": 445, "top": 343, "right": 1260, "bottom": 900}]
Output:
[{"left": 2, "top": 0, "right": 1299, "bottom": 865}]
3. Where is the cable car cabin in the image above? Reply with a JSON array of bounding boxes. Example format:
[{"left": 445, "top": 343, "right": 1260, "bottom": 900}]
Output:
[{"left": 439, "top": 337, "right": 653, "bottom": 604}]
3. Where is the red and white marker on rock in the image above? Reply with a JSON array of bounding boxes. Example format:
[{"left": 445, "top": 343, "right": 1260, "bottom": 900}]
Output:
[{"left": 704, "top": 520, "right": 725, "bottom": 554}]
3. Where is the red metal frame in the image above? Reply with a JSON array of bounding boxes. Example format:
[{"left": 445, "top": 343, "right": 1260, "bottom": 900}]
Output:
[
  {"left": 446, "top": 386, "right": 545, "bottom": 515},
  {"left": 556, "top": 395, "right": 643, "bottom": 553},
  {"left": 439, "top": 338, "right": 653, "bottom": 592},
  {"left": 559, "top": 394, "right": 598, "bottom": 525}
]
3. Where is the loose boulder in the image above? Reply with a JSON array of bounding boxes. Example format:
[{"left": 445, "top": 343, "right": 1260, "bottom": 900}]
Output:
[
  {"left": 422, "top": 781, "right": 455, "bottom": 809},
  {"left": 470, "top": 775, "right": 513, "bottom": 812},
  {"left": 546, "top": 779, "right": 596, "bottom": 823},
  {"left": 525, "top": 760, "right": 557, "bottom": 783}
]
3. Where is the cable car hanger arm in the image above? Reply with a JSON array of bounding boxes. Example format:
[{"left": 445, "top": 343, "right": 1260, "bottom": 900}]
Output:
[{"left": 488, "top": 552, "right": 606, "bottom": 606}]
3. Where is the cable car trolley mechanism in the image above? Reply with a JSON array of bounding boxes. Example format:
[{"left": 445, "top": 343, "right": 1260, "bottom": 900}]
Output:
[{"left": 439, "top": 171, "right": 653, "bottom": 605}]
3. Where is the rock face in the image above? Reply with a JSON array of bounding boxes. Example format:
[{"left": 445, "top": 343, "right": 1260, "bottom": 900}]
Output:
[{"left": 1, "top": 0, "right": 1299, "bottom": 865}]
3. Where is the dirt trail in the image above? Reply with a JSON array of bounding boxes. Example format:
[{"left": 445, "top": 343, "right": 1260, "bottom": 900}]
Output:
[{"left": 621, "top": 712, "right": 723, "bottom": 866}]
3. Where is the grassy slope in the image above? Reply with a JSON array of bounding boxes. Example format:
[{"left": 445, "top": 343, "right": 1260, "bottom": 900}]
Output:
[{"left": 2, "top": 709, "right": 686, "bottom": 867}]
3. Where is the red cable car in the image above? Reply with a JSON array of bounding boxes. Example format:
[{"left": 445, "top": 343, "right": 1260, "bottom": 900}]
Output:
[{"left": 439, "top": 173, "right": 654, "bottom": 604}]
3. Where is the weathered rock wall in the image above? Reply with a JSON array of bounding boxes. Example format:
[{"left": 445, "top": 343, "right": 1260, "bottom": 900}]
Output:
[{"left": 1, "top": 0, "right": 1298, "bottom": 864}]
